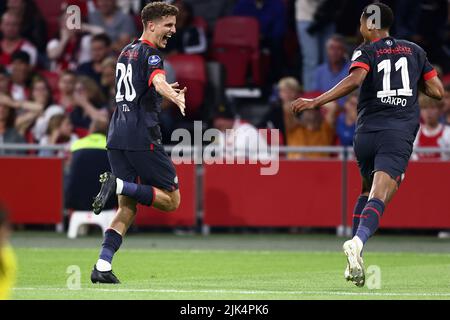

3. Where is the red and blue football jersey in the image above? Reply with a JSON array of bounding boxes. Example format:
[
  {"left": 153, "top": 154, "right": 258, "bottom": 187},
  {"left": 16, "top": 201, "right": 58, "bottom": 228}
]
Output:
[
  {"left": 350, "top": 37, "right": 437, "bottom": 138},
  {"left": 107, "top": 39, "right": 166, "bottom": 150}
]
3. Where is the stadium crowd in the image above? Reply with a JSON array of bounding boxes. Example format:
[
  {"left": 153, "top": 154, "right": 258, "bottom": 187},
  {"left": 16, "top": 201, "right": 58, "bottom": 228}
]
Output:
[{"left": 0, "top": 0, "right": 449, "bottom": 160}]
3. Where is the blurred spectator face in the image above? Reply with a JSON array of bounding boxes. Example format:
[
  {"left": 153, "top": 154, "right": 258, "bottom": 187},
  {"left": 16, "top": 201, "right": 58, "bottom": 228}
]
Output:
[
  {"left": 443, "top": 89, "right": 450, "bottom": 115},
  {"left": 32, "top": 80, "right": 50, "bottom": 105},
  {"left": 0, "top": 74, "right": 10, "bottom": 94},
  {"left": 213, "top": 117, "right": 234, "bottom": 132},
  {"left": 59, "top": 117, "right": 73, "bottom": 138},
  {"left": 278, "top": 77, "right": 300, "bottom": 104},
  {"left": 279, "top": 85, "right": 298, "bottom": 104},
  {"left": 10, "top": 59, "right": 30, "bottom": 85},
  {"left": 7, "top": 0, "right": 25, "bottom": 11},
  {"left": 326, "top": 38, "right": 346, "bottom": 65},
  {"left": 421, "top": 104, "right": 441, "bottom": 127},
  {"left": 59, "top": 73, "right": 76, "bottom": 95},
  {"left": 301, "top": 109, "right": 322, "bottom": 131},
  {"left": 97, "top": 0, "right": 116, "bottom": 16},
  {"left": 101, "top": 61, "right": 116, "bottom": 88},
  {"left": 91, "top": 39, "right": 109, "bottom": 63},
  {"left": 1, "top": 12, "right": 21, "bottom": 40},
  {"left": 344, "top": 95, "right": 358, "bottom": 119}
]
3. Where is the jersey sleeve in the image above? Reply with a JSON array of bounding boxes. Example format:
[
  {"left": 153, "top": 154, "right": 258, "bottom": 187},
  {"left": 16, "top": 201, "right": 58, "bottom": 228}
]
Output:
[
  {"left": 144, "top": 49, "right": 165, "bottom": 87},
  {"left": 349, "top": 47, "right": 371, "bottom": 73},
  {"left": 420, "top": 50, "right": 437, "bottom": 81}
]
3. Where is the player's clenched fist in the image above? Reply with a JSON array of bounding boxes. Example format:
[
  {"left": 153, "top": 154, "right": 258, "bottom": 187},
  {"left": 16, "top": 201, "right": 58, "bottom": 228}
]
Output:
[{"left": 291, "top": 98, "right": 318, "bottom": 114}]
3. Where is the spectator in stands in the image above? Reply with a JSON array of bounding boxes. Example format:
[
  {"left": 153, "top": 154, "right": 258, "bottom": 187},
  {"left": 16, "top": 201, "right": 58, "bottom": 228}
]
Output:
[
  {"left": 0, "top": 101, "right": 25, "bottom": 155},
  {"left": 71, "top": 76, "right": 109, "bottom": 137},
  {"left": 77, "top": 33, "right": 112, "bottom": 86},
  {"left": 9, "top": 50, "right": 33, "bottom": 102},
  {"left": 212, "top": 106, "right": 271, "bottom": 161},
  {"left": 0, "top": 205, "right": 17, "bottom": 300},
  {"left": 65, "top": 119, "right": 116, "bottom": 211},
  {"left": 313, "top": 34, "right": 350, "bottom": 106},
  {"left": 46, "top": 11, "right": 93, "bottom": 72},
  {"left": 442, "top": 84, "right": 450, "bottom": 125},
  {"left": 415, "top": 0, "right": 449, "bottom": 73},
  {"left": 15, "top": 77, "right": 56, "bottom": 139},
  {"left": 413, "top": 94, "right": 450, "bottom": 160},
  {"left": 0, "top": 66, "right": 9, "bottom": 95},
  {"left": 260, "top": 77, "right": 301, "bottom": 145},
  {"left": 88, "top": 0, "right": 137, "bottom": 53},
  {"left": 0, "top": 11, "right": 37, "bottom": 68},
  {"left": 57, "top": 70, "right": 77, "bottom": 111},
  {"left": 100, "top": 57, "right": 116, "bottom": 111},
  {"left": 335, "top": 91, "right": 357, "bottom": 146},
  {"left": 0, "top": 82, "right": 44, "bottom": 139},
  {"left": 295, "top": 0, "right": 336, "bottom": 91},
  {"left": 284, "top": 95, "right": 338, "bottom": 159},
  {"left": 233, "top": 0, "right": 286, "bottom": 84},
  {"left": 165, "top": 0, "right": 207, "bottom": 55},
  {"left": 28, "top": 77, "right": 68, "bottom": 142},
  {"left": 4, "top": 0, "right": 47, "bottom": 53},
  {"left": 38, "top": 113, "right": 78, "bottom": 157}
]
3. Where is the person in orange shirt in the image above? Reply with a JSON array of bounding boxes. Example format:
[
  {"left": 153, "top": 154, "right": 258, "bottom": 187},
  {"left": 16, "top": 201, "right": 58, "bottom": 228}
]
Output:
[{"left": 284, "top": 91, "right": 338, "bottom": 159}]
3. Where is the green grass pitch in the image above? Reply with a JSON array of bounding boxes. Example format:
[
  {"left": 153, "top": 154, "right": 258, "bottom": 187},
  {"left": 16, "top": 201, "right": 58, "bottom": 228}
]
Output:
[{"left": 10, "top": 232, "right": 450, "bottom": 300}]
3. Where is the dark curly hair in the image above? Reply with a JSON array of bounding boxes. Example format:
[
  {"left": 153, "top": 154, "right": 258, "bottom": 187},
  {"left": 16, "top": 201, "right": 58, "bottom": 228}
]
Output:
[{"left": 141, "top": 1, "right": 179, "bottom": 30}]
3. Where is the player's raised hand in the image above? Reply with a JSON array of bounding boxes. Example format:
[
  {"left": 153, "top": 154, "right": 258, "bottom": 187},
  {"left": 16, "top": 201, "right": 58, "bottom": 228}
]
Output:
[
  {"left": 174, "top": 86, "right": 187, "bottom": 116},
  {"left": 291, "top": 98, "right": 318, "bottom": 114}
]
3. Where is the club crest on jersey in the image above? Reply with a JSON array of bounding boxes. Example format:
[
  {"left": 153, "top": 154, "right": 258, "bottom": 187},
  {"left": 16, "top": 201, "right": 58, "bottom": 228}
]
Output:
[
  {"left": 148, "top": 55, "right": 161, "bottom": 65},
  {"left": 351, "top": 50, "right": 362, "bottom": 61}
]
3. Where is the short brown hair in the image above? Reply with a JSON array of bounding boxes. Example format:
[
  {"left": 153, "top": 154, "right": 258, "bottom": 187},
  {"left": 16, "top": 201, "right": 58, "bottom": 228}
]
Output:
[{"left": 141, "top": 2, "right": 179, "bottom": 29}]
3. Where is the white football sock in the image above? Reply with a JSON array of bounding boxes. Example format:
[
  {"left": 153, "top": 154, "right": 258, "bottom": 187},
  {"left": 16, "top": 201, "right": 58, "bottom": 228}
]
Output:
[
  {"left": 116, "top": 178, "right": 123, "bottom": 194},
  {"left": 96, "top": 259, "right": 112, "bottom": 272},
  {"left": 353, "top": 236, "right": 364, "bottom": 250}
]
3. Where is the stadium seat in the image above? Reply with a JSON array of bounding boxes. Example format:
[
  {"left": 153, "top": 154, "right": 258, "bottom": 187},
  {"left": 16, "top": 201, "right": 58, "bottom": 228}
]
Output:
[
  {"left": 67, "top": 210, "right": 115, "bottom": 239},
  {"left": 166, "top": 54, "right": 207, "bottom": 117},
  {"left": 211, "top": 17, "right": 261, "bottom": 87}
]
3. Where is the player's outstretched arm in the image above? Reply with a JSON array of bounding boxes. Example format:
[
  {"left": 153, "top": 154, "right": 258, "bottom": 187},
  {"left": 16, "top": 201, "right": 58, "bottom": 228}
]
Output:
[
  {"left": 422, "top": 76, "right": 444, "bottom": 100},
  {"left": 152, "top": 73, "right": 187, "bottom": 116},
  {"left": 291, "top": 68, "right": 368, "bottom": 114}
]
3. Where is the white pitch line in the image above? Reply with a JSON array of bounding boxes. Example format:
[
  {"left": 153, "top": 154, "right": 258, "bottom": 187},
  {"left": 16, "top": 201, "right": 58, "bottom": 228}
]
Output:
[{"left": 13, "top": 287, "right": 450, "bottom": 297}]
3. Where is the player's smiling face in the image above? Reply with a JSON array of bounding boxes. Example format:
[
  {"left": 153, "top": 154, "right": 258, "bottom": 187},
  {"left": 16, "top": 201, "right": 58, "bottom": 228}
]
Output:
[{"left": 154, "top": 15, "right": 176, "bottom": 48}]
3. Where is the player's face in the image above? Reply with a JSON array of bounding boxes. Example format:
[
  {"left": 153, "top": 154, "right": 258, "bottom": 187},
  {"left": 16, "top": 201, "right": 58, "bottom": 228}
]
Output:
[
  {"left": 359, "top": 15, "right": 370, "bottom": 42},
  {"left": 154, "top": 15, "right": 177, "bottom": 48}
]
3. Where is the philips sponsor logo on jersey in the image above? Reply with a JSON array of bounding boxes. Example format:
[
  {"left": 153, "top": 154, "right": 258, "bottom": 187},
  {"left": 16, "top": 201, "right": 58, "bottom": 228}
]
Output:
[{"left": 148, "top": 55, "right": 161, "bottom": 65}]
